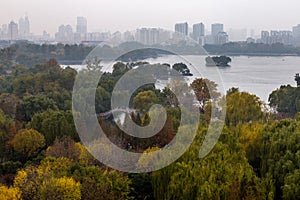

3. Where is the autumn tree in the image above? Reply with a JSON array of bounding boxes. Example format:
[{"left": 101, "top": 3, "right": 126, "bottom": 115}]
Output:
[
  {"left": 13, "top": 158, "right": 73, "bottom": 200},
  {"left": 191, "top": 78, "right": 220, "bottom": 112},
  {"left": 0, "top": 185, "right": 21, "bottom": 200},
  {"left": 39, "top": 176, "right": 81, "bottom": 200},
  {"left": 70, "top": 165, "right": 132, "bottom": 200},
  {"left": 11, "top": 129, "right": 45, "bottom": 159}
]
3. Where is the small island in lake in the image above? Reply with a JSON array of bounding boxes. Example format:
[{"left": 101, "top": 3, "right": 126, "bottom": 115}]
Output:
[
  {"left": 206, "top": 56, "right": 232, "bottom": 67},
  {"left": 172, "top": 63, "right": 193, "bottom": 76}
]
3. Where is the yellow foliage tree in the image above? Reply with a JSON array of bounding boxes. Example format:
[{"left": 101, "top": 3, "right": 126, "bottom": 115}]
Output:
[
  {"left": 14, "top": 158, "right": 73, "bottom": 200},
  {"left": 0, "top": 185, "right": 21, "bottom": 200},
  {"left": 40, "top": 177, "right": 81, "bottom": 200}
]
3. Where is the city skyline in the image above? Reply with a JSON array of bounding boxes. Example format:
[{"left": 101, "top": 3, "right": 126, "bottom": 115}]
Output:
[
  {"left": 0, "top": 15, "right": 298, "bottom": 47},
  {"left": 1, "top": 0, "right": 300, "bottom": 36}
]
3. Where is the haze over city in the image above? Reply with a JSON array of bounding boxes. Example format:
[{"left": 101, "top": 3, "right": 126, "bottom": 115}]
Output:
[{"left": 1, "top": 0, "right": 300, "bottom": 35}]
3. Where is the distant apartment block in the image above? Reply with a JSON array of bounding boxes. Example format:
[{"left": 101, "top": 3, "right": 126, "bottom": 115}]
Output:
[
  {"left": 8, "top": 21, "right": 18, "bottom": 41},
  {"left": 55, "top": 25, "right": 74, "bottom": 44},
  {"left": 193, "top": 23, "right": 205, "bottom": 45},
  {"left": 76, "top": 16, "right": 87, "bottom": 34},
  {"left": 293, "top": 24, "right": 300, "bottom": 46},
  {"left": 175, "top": 22, "right": 188, "bottom": 36},
  {"left": 136, "top": 28, "right": 159, "bottom": 45},
  {"left": 260, "top": 30, "right": 293, "bottom": 45},
  {"left": 211, "top": 23, "right": 224, "bottom": 37},
  {"left": 123, "top": 31, "right": 135, "bottom": 42}
]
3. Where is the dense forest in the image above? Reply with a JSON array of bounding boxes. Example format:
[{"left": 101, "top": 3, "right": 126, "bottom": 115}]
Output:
[{"left": 0, "top": 47, "right": 299, "bottom": 199}]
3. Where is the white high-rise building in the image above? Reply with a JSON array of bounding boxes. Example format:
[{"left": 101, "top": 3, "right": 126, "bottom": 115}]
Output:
[
  {"left": 19, "top": 16, "right": 30, "bottom": 39},
  {"left": 55, "top": 24, "right": 74, "bottom": 44},
  {"left": 193, "top": 23, "right": 205, "bottom": 45},
  {"left": 8, "top": 21, "right": 18, "bottom": 40},
  {"left": 293, "top": 24, "right": 300, "bottom": 46},
  {"left": 0, "top": 24, "right": 8, "bottom": 40},
  {"left": 136, "top": 28, "right": 159, "bottom": 45},
  {"left": 260, "top": 30, "right": 293, "bottom": 45},
  {"left": 211, "top": 23, "right": 224, "bottom": 36},
  {"left": 76, "top": 16, "right": 87, "bottom": 34},
  {"left": 123, "top": 31, "right": 135, "bottom": 42},
  {"left": 175, "top": 22, "right": 188, "bottom": 36}
]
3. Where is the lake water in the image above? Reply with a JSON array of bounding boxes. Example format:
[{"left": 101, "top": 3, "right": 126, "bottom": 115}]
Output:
[
  {"left": 65, "top": 55, "right": 300, "bottom": 103},
  {"left": 139, "top": 55, "right": 300, "bottom": 103}
]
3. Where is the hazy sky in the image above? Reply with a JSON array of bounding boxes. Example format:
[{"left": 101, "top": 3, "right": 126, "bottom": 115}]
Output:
[{"left": 1, "top": 0, "right": 300, "bottom": 36}]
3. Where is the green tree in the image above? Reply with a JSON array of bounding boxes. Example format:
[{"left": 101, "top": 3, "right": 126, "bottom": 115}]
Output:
[
  {"left": 29, "top": 110, "right": 78, "bottom": 145},
  {"left": 70, "top": 165, "right": 132, "bottom": 200},
  {"left": 261, "top": 120, "right": 300, "bottom": 199},
  {"left": 269, "top": 85, "right": 300, "bottom": 117},
  {"left": 225, "top": 88, "right": 265, "bottom": 126},
  {"left": 152, "top": 138, "right": 267, "bottom": 200},
  {"left": 133, "top": 90, "right": 159, "bottom": 113},
  {"left": 17, "top": 95, "right": 58, "bottom": 122},
  {"left": 172, "top": 63, "right": 192, "bottom": 75},
  {"left": 283, "top": 169, "right": 300, "bottom": 200}
]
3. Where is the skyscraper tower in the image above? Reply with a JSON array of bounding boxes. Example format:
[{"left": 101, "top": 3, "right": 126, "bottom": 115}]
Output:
[
  {"left": 19, "top": 16, "right": 30, "bottom": 39},
  {"left": 8, "top": 21, "right": 18, "bottom": 41},
  {"left": 211, "top": 23, "right": 224, "bottom": 36},
  {"left": 76, "top": 16, "right": 87, "bottom": 34},
  {"left": 193, "top": 23, "right": 205, "bottom": 44},
  {"left": 175, "top": 22, "right": 188, "bottom": 36}
]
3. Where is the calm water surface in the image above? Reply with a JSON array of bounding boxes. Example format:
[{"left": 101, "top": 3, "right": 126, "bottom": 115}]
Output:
[
  {"left": 144, "top": 55, "right": 300, "bottom": 103},
  {"left": 66, "top": 55, "right": 300, "bottom": 103}
]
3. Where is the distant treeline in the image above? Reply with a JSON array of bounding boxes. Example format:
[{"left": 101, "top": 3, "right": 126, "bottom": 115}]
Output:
[
  {"left": 204, "top": 42, "right": 300, "bottom": 56},
  {"left": 2, "top": 42, "right": 300, "bottom": 69},
  {"left": 0, "top": 42, "right": 94, "bottom": 67},
  {"left": 0, "top": 41, "right": 208, "bottom": 67}
]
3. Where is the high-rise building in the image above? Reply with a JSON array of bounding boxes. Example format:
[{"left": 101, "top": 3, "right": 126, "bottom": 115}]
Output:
[
  {"left": 175, "top": 22, "right": 188, "bottom": 36},
  {"left": 261, "top": 31, "right": 270, "bottom": 44},
  {"left": 211, "top": 23, "right": 224, "bottom": 36},
  {"left": 293, "top": 24, "right": 300, "bottom": 46},
  {"left": 42, "top": 31, "right": 50, "bottom": 41},
  {"left": 158, "top": 29, "right": 171, "bottom": 43},
  {"left": 280, "top": 31, "right": 293, "bottom": 45},
  {"left": 55, "top": 24, "right": 74, "bottom": 44},
  {"left": 0, "top": 24, "right": 8, "bottom": 40},
  {"left": 260, "top": 30, "right": 293, "bottom": 45},
  {"left": 8, "top": 21, "right": 18, "bottom": 40},
  {"left": 136, "top": 28, "right": 159, "bottom": 45},
  {"left": 193, "top": 23, "right": 205, "bottom": 45},
  {"left": 19, "top": 16, "right": 30, "bottom": 39},
  {"left": 76, "top": 16, "right": 87, "bottom": 34},
  {"left": 123, "top": 31, "right": 135, "bottom": 42}
]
